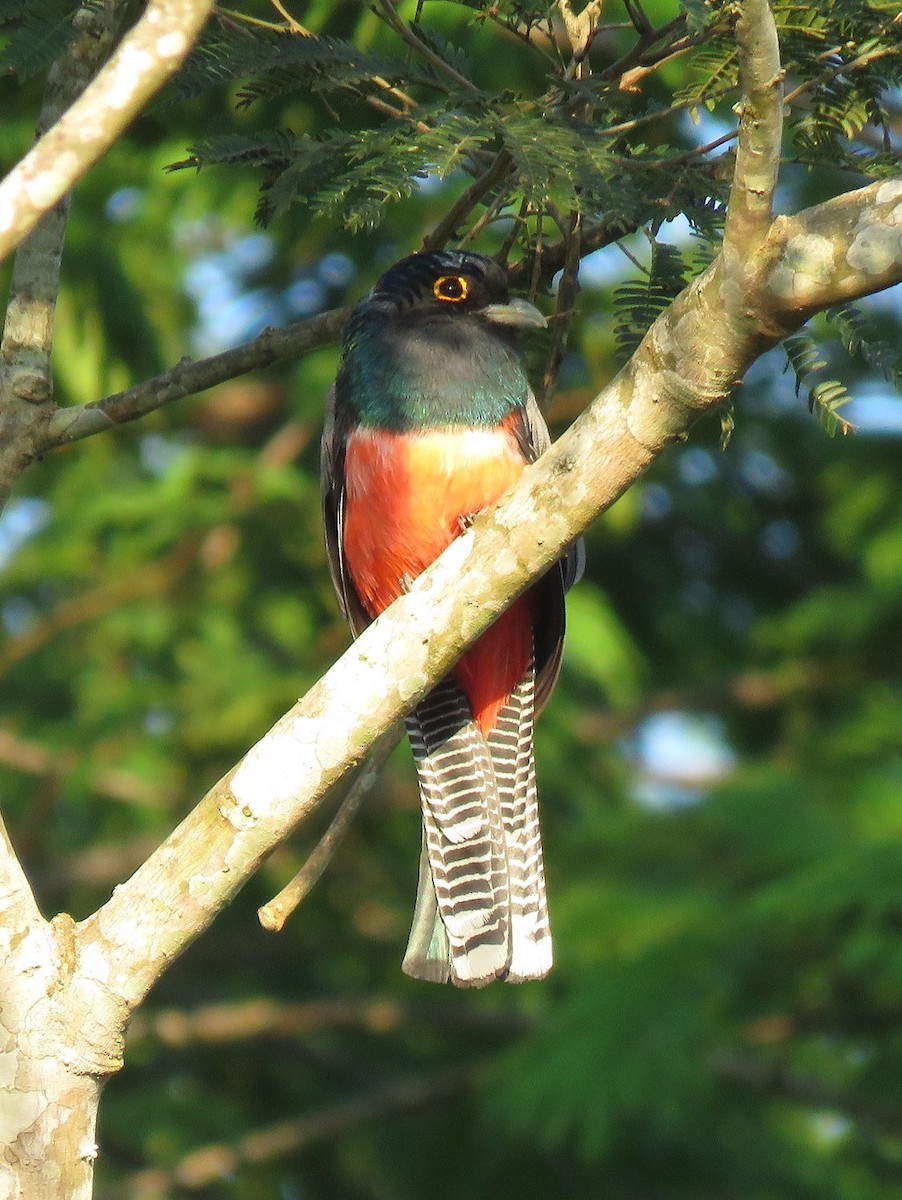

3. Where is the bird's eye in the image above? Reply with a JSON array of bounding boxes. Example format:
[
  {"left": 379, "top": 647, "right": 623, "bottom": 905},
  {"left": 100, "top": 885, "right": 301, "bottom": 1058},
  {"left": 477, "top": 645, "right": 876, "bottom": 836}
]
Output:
[{"left": 433, "top": 274, "right": 470, "bottom": 303}]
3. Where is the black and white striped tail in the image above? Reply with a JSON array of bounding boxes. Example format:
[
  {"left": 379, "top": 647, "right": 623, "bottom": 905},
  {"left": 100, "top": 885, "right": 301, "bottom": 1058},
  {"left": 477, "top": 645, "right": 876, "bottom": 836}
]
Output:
[{"left": 401, "top": 664, "right": 552, "bottom": 987}]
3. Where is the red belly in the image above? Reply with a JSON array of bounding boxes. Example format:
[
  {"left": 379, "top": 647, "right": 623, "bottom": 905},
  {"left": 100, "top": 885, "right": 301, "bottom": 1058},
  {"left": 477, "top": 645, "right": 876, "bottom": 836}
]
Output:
[{"left": 343, "top": 420, "right": 533, "bottom": 734}]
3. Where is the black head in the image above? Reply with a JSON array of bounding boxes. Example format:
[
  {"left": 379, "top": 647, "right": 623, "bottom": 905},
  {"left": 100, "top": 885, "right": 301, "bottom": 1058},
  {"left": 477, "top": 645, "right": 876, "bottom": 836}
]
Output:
[{"left": 365, "top": 250, "right": 546, "bottom": 331}]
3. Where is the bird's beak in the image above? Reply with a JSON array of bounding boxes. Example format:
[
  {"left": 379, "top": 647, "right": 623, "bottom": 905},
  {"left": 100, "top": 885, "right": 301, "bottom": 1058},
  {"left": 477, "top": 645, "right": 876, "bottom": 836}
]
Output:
[{"left": 480, "top": 297, "right": 547, "bottom": 330}]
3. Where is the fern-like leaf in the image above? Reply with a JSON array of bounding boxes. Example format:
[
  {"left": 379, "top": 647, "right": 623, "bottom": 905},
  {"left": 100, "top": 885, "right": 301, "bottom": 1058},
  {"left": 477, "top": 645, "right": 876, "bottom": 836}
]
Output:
[
  {"left": 0, "top": 0, "right": 82, "bottom": 80},
  {"left": 782, "top": 330, "right": 827, "bottom": 397},
  {"left": 613, "top": 238, "right": 690, "bottom": 363},
  {"left": 809, "top": 378, "right": 855, "bottom": 436}
]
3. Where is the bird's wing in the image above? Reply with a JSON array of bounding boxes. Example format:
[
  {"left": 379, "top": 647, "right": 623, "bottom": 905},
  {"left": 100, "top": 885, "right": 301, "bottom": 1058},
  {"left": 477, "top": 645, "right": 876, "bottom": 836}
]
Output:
[
  {"left": 320, "top": 381, "right": 372, "bottom": 637},
  {"left": 508, "top": 389, "right": 584, "bottom": 713}
]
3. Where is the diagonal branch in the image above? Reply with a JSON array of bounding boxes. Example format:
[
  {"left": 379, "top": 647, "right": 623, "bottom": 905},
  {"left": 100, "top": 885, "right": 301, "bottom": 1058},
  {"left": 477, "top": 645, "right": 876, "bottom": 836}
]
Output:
[
  {"left": 125, "top": 1064, "right": 476, "bottom": 1192},
  {"left": 70, "top": 175, "right": 902, "bottom": 1048},
  {"left": 41, "top": 308, "right": 349, "bottom": 451},
  {"left": 258, "top": 723, "right": 404, "bottom": 932},
  {"left": 0, "top": 0, "right": 217, "bottom": 268}
]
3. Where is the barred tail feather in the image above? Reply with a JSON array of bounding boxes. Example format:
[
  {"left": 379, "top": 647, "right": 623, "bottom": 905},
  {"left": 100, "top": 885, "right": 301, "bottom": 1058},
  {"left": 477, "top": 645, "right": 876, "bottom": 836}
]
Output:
[
  {"left": 401, "top": 663, "right": 552, "bottom": 987},
  {"left": 403, "top": 678, "right": 511, "bottom": 987},
  {"left": 402, "top": 840, "right": 450, "bottom": 983},
  {"left": 488, "top": 656, "right": 553, "bottom": 982}
]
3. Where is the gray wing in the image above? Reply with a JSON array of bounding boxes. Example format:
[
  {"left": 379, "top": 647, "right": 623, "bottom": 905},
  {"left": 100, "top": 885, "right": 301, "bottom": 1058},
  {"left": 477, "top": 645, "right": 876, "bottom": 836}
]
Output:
[{"left": 510, "top": 388, "right": 584, "bottom": 714}]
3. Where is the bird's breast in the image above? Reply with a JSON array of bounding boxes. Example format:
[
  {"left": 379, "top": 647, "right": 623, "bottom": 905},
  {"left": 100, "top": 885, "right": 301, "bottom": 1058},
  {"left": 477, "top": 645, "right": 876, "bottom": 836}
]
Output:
[
  {"left": 342, "top": 417, "right": 533, "bottom": 734},
  {"left": 343, "top": 420, "right": 526, "bottom": 616}
]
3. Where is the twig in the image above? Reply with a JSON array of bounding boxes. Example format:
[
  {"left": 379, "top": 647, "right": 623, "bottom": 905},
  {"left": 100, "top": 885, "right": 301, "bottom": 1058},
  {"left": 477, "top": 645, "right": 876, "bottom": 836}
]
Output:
[
  {"left": 422, "top": 151, "right": 513, "bottom": 252},
  {"left": 258, "top": 723, "right": 403, "bottom": 932},
  {"left": 41, "top": 216, "right": 633, "bottom": 457},
  {"left": 538, "top": 210, "right": 582, "bottom": 408},
  {"left": 373, "top": 0, "right": 479, "bottom": 95},
  {"left": 268, "top": 0, "right": 311, "bottom": 34},
  {"left": 782, "top": 43, "right": 899, "bottom": 110},
  {"left": 507, "top": 212, "right": 627, "bottom": 286}
]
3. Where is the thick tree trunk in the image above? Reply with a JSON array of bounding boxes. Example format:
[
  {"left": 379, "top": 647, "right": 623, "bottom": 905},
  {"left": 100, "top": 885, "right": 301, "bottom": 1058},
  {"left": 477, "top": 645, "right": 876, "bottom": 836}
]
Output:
[
  {"left": 2, "top": 1065, "right": 101, "bottom": 1199},
  {"left": 0, "top": 907, "right": 123, "bottom": 1198}
]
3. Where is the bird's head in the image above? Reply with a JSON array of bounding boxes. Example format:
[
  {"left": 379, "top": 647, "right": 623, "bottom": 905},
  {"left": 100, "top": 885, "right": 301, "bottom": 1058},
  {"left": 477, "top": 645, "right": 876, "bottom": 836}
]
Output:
[{"left": 365, "top": 251, "right": 547, "bottom": 332}]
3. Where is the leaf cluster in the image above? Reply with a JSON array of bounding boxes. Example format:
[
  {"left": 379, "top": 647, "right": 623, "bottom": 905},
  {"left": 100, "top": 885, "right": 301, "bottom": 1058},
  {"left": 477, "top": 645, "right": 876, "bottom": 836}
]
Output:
[
  {"left": 782, "top": 303, "right": 902, "bottom": 435},
  {"left": 613, "top": 237, "right": 692, "bottom": 363},
  {"left": 0, "top": 0, "right": 93, "bottom": 80}
]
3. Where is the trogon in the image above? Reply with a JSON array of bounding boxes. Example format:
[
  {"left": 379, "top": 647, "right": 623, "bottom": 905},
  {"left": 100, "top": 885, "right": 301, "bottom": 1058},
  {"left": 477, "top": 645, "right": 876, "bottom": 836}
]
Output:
[{"left": 321, "top": 249, "right": 580, "bottom": 986}]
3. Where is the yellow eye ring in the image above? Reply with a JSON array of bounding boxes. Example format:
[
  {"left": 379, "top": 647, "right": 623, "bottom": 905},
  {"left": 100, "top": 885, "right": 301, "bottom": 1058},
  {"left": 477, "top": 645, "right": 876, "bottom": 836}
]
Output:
[{"left": 433, "top": 274, "right": 470, "bottom": 303}]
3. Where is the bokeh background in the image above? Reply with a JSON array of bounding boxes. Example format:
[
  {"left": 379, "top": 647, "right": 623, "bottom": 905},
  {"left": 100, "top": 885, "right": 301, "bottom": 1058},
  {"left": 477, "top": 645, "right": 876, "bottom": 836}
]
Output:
[{"left": 1, "top": 1, "right": 901, "bottom": 1196}]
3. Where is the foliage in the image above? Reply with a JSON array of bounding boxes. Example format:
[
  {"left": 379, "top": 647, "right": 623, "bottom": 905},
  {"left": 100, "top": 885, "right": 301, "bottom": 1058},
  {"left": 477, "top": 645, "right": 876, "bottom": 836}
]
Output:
[{"left": 1, "top": 0, "right": 901, "bottom": 1198}]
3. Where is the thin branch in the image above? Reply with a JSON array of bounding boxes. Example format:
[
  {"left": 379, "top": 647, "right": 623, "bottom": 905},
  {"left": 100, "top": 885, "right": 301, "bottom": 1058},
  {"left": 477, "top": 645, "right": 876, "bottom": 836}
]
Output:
[
  {"left": 125, "top": 1065, "right": 477, "bottom": 1193},
  {"left": 422, "top": 151, "right": 513, "bottom": 252},
  {"left": 0, "top": 0, "right": 217, "bottom": 267},
  {"left": 41, "top": 216, "right": 633, "bottom": 457},
  {"left": 258, "top": 723, "right": 404, "bottom": 932},
  {"left": 723, "top": 0, "right": 783, "bottom": 253},
  {"left": 538, "top": 209, "right": 581, "bottom": 408},
  {"left": 373, "top": 0, "right": 480, "bottom": 95},
  {"left": 41, "top": 307, "right": 349, "bottom": 451},
  {"left": 128, "top": 996, "right": 529, "bottom": 1050},
  {"left": 782, "top": 42, "right": 900, "bottom": 110}
]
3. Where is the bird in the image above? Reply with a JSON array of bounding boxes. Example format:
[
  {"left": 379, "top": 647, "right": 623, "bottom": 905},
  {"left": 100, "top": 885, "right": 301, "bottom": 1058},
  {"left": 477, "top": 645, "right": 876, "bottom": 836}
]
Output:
[{"left": 321, "top": 249, "right": 580, "bottom": 986}]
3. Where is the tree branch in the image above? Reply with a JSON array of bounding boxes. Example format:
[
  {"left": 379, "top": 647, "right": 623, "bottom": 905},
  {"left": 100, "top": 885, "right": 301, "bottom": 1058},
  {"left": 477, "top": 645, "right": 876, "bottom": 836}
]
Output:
[
  {"left": 125, "top": 1065, "right": 476, "bottom": 1193},
  {"left": 64, "top": 174, "right": 902, "bottom": 1061},
  {"left": 723, "top": 0, "right": 783, "bottom": 255},
  {"left": 0, "top": 0, "right": 216, "bottom": 268},
  {"left": 0, "top": 809, "right": 43, "bottom": 934},
  {"left": 38, "top": 213, "right": 630, "bottom": 457},
  {"left": 0, "top": 2, "right": 128, "bottom": 508},
  {"left": 258, "top": 723, "right": 404, "bottom": 932},
  {"left": 41, "top": 308, "right": 349, "bottom": 450},
  {"left": 762, "top": 178, "right": 902, "bottom": 323}
]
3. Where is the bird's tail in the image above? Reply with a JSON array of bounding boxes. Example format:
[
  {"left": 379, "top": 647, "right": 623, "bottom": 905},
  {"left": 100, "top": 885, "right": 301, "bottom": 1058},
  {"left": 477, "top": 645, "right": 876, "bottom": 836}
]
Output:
[{"left": 402, "top": 669, "right": 552, "bottom": 987}]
